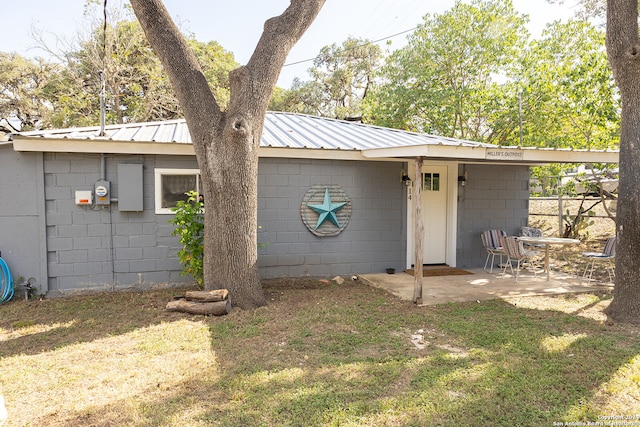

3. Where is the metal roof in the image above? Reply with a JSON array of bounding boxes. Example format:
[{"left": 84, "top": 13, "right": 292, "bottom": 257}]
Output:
[
  {"left": 17, "top": 111, "right": 496, "bottom": 151},
  {"left": 13, "top": 112, "right": 619, "bottom": 164}
]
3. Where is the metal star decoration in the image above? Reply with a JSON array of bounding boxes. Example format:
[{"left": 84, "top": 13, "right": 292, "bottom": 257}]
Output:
[{"left": 307, "top": 187, "right": 347, "bottom": 230}]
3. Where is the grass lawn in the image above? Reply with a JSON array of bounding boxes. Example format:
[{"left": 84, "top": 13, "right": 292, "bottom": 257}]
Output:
[{"left": 1, "top": 278, "right": 639, "bottom": 426}]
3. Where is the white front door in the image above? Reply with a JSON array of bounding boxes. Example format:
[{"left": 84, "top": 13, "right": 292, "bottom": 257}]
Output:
[{"left": 420, "top": 165, "right": 448, "bottom": 264}]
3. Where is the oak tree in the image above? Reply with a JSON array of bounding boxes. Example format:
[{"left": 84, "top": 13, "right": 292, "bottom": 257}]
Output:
[
  {"left": 603, "top": 0, "right": 640, "bottom": 323},
  {"left": 129, "top": 0, "right": 325, "bottom": 309}
]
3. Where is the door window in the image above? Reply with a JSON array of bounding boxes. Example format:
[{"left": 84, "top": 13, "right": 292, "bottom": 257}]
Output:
[{"left": 423, "top": 173, "right": 440, "bottom": 191}]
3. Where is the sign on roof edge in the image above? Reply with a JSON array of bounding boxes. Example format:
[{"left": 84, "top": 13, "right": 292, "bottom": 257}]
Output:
[{"left": 485, "top": 149, "right": 524, "bottom": 161}]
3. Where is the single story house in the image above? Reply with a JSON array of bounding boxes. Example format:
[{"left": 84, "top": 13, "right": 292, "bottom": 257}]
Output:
[{"left": 1, "top": 112, "right": 619, "bottom": 296}]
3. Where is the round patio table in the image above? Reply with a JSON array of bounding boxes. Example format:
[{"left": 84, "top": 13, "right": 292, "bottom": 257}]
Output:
[{"left": 518, "top": 236, "right": 580, "bottom": 281}]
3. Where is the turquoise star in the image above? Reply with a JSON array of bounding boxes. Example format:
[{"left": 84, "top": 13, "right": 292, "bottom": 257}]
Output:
[{"left": 307, "top": 188, "right": 347, "bottom": 230}]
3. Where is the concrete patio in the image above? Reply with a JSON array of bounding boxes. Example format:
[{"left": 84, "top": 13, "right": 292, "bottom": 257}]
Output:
[{"left": 360, "top": 268, "right": 613, "bottom": 305}]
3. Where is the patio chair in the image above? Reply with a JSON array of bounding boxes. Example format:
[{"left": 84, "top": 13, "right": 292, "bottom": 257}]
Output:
[
  {"left": 481, "top": 229, "right": 507, "bottom": 273},
  {"left": 520, "top": 226, "right": 544, "bottom": 249},
  {"left": 501, "top": 236, "right": 542, "bottom": 281},
  {"left": 582, "top": 236, "right": 616, "bottom": 283}
]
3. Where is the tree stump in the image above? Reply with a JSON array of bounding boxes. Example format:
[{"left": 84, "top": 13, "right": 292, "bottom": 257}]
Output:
[{"left": 166, "top": 289, "right": 231, "bottom": 315}]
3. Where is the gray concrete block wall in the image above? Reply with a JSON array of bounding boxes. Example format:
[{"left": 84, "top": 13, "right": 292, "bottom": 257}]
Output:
[
  {"left": 257, "top": 158, "right": 407, "bottom": 278},
  {"left": 456, "top": 164, "right": 530, "bottom": 268},
  {"left": 29, "top": 148, "right": 536, "bottom": 293},
  {"left": 0, "top": 147, "right": 43, "bottom": 292},
  {"left": 43, "top": 153, "right": 196, "bottom": 294},
  {"left": 42, "top": 153, "right": 407, "bottom": 293}
]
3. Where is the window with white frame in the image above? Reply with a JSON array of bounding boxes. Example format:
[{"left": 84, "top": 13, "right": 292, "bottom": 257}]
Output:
[
  {"left": 154, "top": 168, "right": 201, "bottom": 214},
  {"left": 422, "top": 172, "right": 440, "bottom": 191}
]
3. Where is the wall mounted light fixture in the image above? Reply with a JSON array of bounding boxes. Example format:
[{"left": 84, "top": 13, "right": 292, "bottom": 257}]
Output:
[
  {"left": 458, "top": 172, "right": 468, "bottom": 187},
  {"left": 401, "top": 171, "right": 412, "bottom": 186}
]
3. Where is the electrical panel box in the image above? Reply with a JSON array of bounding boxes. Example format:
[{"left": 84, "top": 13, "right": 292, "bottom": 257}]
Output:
[
  {"left": 94, "top": 180, "right": 111, "bottom": 205},
  {"left": 117, "top": 164, "right": 143, "bottom": 211},
  {"left": 75, "top": 190, "right": 93, "bottom": 205}
]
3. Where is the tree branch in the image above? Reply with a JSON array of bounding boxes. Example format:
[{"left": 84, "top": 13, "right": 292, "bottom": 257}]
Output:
[
  {"left": 228, "top": 0, "right": 325, "bottom": 115},
  {"left": 129, "top": 0, "right": 221, "bottom": 131}
]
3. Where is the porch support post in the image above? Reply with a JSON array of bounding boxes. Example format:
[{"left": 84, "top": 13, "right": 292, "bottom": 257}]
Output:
[{"left": 413, "top": 156, "right": 424, "bottom": 304}]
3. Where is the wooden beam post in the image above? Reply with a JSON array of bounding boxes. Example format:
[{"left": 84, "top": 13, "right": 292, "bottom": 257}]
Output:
[{"left": 413, "top": 156, "right": 424, "bottom": 304}]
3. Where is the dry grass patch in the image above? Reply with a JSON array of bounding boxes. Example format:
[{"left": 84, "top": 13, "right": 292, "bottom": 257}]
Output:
[{"left": 1, "top": 280, "right": 639, "bottom": 426}]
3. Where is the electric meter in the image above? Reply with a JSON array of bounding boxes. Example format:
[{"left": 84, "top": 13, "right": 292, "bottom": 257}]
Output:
[
  {"left": 94, "top": 180, "right": 111, "bottom": 205},
  {"left": 95, "top": 185, "right": 108, "bottom": 198}
]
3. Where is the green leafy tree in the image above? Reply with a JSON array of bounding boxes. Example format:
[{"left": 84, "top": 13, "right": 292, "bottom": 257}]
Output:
[
  {"left": 42, "top": 3, "right": 237, "bottom": 127},
  {"left": 188, "top": 39, "right": 236, "bottom": 111},
  {"left": 513, "top": 20, "right": 619, "bottom": 150},
  {"left": 267, "top": 85, "right": 291, "bottom": 112},
  {"left": 364, "top": 0, "right": 528, "bottom": 141},
  {"left": 271, "top": 77, "right": 324, "bottom": 115},
  {"left": 0, "top": 53, "right": 58, "bottom": 130},
  {"left": 514, "top": 20, "right": 619, "bottom": 196},
  {"left": 274, "top": 37, "right": 382, "bottom": 119}
]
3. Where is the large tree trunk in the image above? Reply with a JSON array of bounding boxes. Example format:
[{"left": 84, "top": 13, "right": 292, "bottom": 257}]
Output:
[
  {"left": 200, "top": 121, "right": 264, "bottom": 308},
  {"left": 130, "top": 0, "right": 325, "bottom": 309},
  {"left": 604, "top": 0, "right": 640, "bottom": 323}
]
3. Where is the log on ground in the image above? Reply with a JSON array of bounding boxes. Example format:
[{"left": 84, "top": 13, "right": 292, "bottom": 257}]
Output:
[
  {"left": 166, "top": 298, "right": 232, "bottom": 315},
  {"left": 185, "top": 289, "right": 229, "bottom": 302}
]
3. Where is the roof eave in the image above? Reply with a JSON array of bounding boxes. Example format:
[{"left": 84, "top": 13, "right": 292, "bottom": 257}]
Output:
[
  {"left": 12, "top": 136, "right": 195, "bottom": 156},
  {"left": 12, "top": 135, "right": 621, "bottom": 165},
  {"left": 257, "top": 146, "right": 375, "bottom": 161},
  {"left": 11, "top": 136, "right": 380, "bottom": 161},
  {"left": 361, "top": 144, "right": 620, "bottom": 164},
  {"left": 362, "top": 145, "right": 486, "bottom": 160}
]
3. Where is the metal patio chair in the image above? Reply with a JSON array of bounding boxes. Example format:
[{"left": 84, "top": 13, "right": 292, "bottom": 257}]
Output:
[
  {"left": 501, "top": 236, "right": 542, "bottom": 281},
  {"left": 481, "top": 229, "right": 507, "bottom": 273},
  {"left": 582, "top": 236, "right": 616, "bottom": 283},
  {"left": 520, "top": 226, "right": 544, "bottom": 249}
]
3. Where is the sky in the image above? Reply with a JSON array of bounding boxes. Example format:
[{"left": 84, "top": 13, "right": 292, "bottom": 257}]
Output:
[{"left": 1, "top": 0, "right": 579, "bottom": 87}]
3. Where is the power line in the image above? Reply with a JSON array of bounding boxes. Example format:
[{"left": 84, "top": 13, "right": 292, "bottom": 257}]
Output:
[
  {"left": 282, "top": 27, "right": 417, "bottom": 68},
  {"left": 358, "top": 0, "right": 389, "bottom": 36},
  {"left": 367, "top": 0, "right": 425, "bottom": 41}
]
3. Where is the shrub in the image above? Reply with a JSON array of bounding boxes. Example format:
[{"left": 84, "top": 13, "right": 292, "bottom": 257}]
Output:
[{"left": 169, "top": 191, "right": 204, "bottom": 288}]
